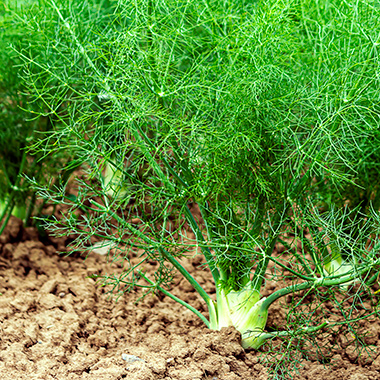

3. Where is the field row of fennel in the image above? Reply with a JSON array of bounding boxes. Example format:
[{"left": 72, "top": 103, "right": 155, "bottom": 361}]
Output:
[{"left": 1, "top": 0, "right": 380, "bottom": 358}]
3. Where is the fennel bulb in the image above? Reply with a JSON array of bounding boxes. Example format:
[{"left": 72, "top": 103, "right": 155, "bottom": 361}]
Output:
[
  {"left": 211, "top": 286, "right": 268, "bottom": 349},
  {"left": 104, "top": 161, "right": 128, "bottom": 200}
]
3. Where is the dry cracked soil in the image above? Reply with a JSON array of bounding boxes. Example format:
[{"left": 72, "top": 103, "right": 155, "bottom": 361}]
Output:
[{"left": 1, "top": 216, "right": 380, "bottom": 380}]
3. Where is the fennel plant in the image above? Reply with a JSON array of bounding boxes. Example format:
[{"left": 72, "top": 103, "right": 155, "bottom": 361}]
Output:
[
  {"left": 0, "top": 0, "right": 77, "bottom": 234},
  {"left": 16, "top": 0, "right": 380, "bottom": 353}
]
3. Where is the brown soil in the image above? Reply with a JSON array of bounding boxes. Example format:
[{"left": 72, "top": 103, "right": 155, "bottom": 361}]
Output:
[{"left": 1, "top": 216, "right": 380, "bottom": 380}]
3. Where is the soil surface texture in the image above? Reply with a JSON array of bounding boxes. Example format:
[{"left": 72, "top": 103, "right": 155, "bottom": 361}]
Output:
[{"left": 1, "top": 217, "right": 380, "bottom": 380}]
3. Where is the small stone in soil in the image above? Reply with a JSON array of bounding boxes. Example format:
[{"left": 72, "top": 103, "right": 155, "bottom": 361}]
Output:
[{"left": 121, "top": 354, "right": 145, "bottom": 363}]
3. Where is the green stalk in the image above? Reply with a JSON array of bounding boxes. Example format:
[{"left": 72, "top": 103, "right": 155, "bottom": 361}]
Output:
[
  {"left": 132, "top": 122, "right": 188, "bottom": 189},
  {"left": 306, "top": 224, "right": 327, "bottom": 275},
  {"left": 89, "top": 200, "right": 213, "bottom": 308},
  {"left": 262, "top": 264, "right": 374, "bottom": 310},
  {"left": 365, "top": 271, "right": 379, "bottom": 287},
  {"left": 24, "top": 191, "right": 36, "bottom": 226},
  {"left": 139, "top": 271, "right": 210, "bottom": 327},
  {"left": 24, "top": 158, "right": 42, "bottom": 226},
  {"left": 0, "top": 196, "right": 15, "bottom": 236},
  {"left": 159, "top": 247, "right": 214, "bottom": 308},
  {"left": 261, "top": 255, "right": 315, "bottom": 282},
  {"left": 119, "top": 123, "right": 222, "bottom": 300},
  {"left": 277, "top": 237, "right": 313, "bottom": 276},
  {"left": 130, "top": 123, "right": 176, "bottom": 191},
  {"left": 253, "top": 321, "right": 328, "bottom": 349},
  {"left": 252, "top": 204, "right": 288, "bottom": 292},
  {"left": 0, "top": 148, "right": 28, "bottom": 233},
  {"left": 251, "top": 233, "right": 279, "bottom": 292},
  {"left": 184, "top": 205, "right": 220, "bottom": 283}
]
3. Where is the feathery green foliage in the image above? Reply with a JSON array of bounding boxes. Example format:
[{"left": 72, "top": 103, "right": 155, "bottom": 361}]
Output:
[
  {"left": 13, "top": 0, "right": 380, "bottom": 367},
  {"left": 0, "top": 0, "right": 79, "bottom": 233}
]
